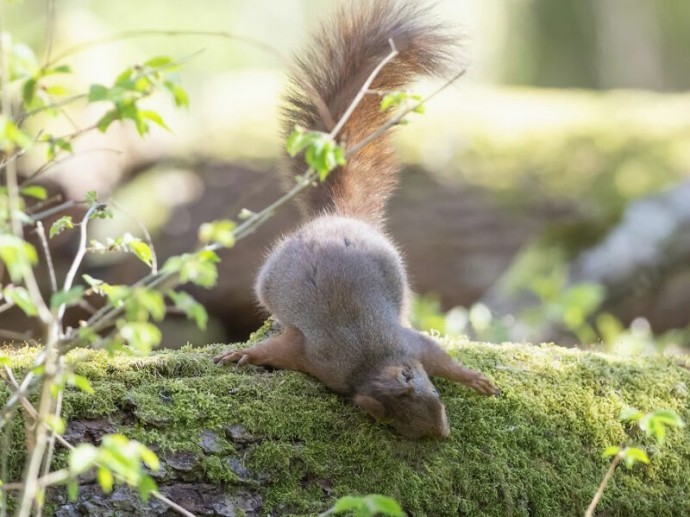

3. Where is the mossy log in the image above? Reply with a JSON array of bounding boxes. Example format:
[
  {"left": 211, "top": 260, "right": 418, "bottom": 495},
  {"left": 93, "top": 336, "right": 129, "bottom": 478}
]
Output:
[{"left": 2, "top": 338, "right": 689, "bottom": 516}]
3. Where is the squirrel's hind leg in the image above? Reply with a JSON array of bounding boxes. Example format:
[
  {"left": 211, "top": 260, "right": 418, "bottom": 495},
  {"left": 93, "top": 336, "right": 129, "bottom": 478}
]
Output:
[
  {"left": 213, "top": 326, "right": 309, "bottom": 372},
  {"left": 412, "top": 331, "right": 500, "bottom": 396}
]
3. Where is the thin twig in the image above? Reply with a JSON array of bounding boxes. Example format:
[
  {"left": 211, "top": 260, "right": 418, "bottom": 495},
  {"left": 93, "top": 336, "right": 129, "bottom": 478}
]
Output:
[
  {"left": 0, "top": 361, "right": 41, "bottom": 431},
  {"left": 36, "top": 380, "right": 62, "bottom": 517},
  {"left": 44, "top": 0, "right": 57, "bottom": 65},
  {"left": 30, "top": 200, "right": 77, "bottom": 223},
  {"left": 16, "top": 94, "right": 87, "bottom": 125},
  {"left": 47, "top": 29, "right": 284, "bottom": 68},
  {"left": 26, "top": 193, "right": 64, "bottom": 215},
  {"left": 585, "top": 451, "right": 624, "bottom": 517},
  {"left": 328, "top": 40, "right": 398, "bottom": 138},
  {"left": 57, "top": 204, "right": 103, "bottom": 323},
  {"left": 0, "top": 413, "right": 11, "bottom": 517},
  {"left": 0, "top": 329, "right": 33, "bottom": 341},
  {"left": 21, "top": 148, "right": 123, "bottom": 187},
  {"left": 34, "top": 222, "right": 58, "bottom": 293},
  {"left": 345, "top": 68, "right": 467, "bottom": 158}
]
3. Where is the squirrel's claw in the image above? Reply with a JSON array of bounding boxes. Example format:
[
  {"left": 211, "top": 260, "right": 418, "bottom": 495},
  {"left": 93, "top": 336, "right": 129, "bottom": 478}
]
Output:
[
  {"left": 470, "top": 374, "right": 501, "bottom": 397},
  {"left": 213, "top": 350, "right": 250, "bottom": 366}
]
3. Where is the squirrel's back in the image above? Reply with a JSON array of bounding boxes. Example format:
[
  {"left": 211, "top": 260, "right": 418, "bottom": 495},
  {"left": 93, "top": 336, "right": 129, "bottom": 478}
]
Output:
[{"left": 282, "top": 0, "right": 456, "bottom": 227}]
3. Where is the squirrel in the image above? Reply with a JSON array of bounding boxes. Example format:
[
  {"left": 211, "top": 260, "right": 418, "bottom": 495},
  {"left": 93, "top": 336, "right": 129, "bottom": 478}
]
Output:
[{"left": 214, "top": 0, "right": 499, "bottom": 439}]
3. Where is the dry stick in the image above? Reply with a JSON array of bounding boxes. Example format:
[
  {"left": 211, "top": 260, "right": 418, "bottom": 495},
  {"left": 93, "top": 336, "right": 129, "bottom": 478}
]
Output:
[
  {"left": 585, "top": 451, "right": 624, "bottom": 517},
  {"left": 34, "top": 222, "right": 58, "bottom": 294},
  {"left": 2, "top": 369, "right": 196, "bottom": 517}
]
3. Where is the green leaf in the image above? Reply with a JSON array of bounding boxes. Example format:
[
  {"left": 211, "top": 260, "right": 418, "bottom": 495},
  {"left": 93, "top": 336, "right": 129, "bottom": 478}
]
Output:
[
  {"left": 9, "top": 42, "right": 39, "bottom": 81},
  {"left": 198, "top": 219, "right": 236, "bottom": 248},
  {"left": 119, "top": 322, "right": 162, "bottom": 353},
  {"left": 647, "top": 409, "right": 685, "bottom": 429},
  {"left": 85, "top": 191, "right": 99, "bottom": 204},
  {"left": 50, "top": 286, "right": 85, "bottom": 309},
  {"left": 619, "top": 406, "right": 643, "bottom": 423},
  {"left": 68, "top": 374, "right": 94, "bottom": 394},
  {"left": 602, "top": 446, "right": 620, "bottom": 458},
  {"left": 97, "top": 466, "right": 114, "bottom": 494},
  {"left": 286, "top": 127, "right": 307, "bottom": 157},
  {"left": 44, "top": 415, "right": 65, "bottom": 434},
  {"left": 96, "top": 109, "right": 119, "bottom": 133},
  {"left": 364, "top": 495, "right": 404, "bottom": 516},
  {"left": 3, "top": 285, "right": 38, "bottom": 317},
  {"left": 55, "top": 138, "right": 73, "bottom": 153},
  {"left": 50, "top": 216, "right": 75, "bottom": 238},
  {"left": 139, "top": 110, "right": 171, "bottom": 132},
  {"left": 47, "top": 64, "right": 72, "bottom": 75},
  {"left": 67, "top": 480, "right": 79, "bottom": 502},
  {"left": 21, "top": 78, "right": 37, "bottom": 107},
  {"left": 168, "top": 290, "right": 208, "bottom": 330},
  {"left": 0, "top": 355, "right": 10, "bottom": 367},
  {"left": 162, "top": 251, "right": 220, "bottom": 289},
  {"left": 331, "top": 496, "right": 363, "bottom": 513},
  {"left": 327, "top": 494, "right": 403, "bottom": 517},
  {"left": 138, "top": 474, "right": 157, "bottom": 503},
  {"left": 0, "top": 116, "right": 33, "bottom": 151},
  {"left": 140, "top": 447, "right": 160, "bottom": 471},
  {"left": 127, "top": 239, "right": 154, "bottom": 268},
  {"left": 126, "top": 288, "right": 166, "bottom": 322},
  {"left": 88, "top": 84, "right": 110, "bottom": 102},
  {"left": 21, "top": 185, "right": 47, "bottom": 200},
  {"left": 144, "top": 56, "right": 175, "bottom": 68},
  {"left": 624, "top": 447, "right": 650, "bottom": 467},
  {"left": 161, "top": 76, "right": 190, "bottom": 108},
  {"left": 69, "top": 444, "right": 98, "bottom": 475}
]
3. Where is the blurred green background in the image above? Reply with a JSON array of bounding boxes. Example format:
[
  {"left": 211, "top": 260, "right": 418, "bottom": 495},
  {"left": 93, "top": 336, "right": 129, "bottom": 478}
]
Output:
[{"left": 6, "top": 0, "right": 690, "bottom": 354}]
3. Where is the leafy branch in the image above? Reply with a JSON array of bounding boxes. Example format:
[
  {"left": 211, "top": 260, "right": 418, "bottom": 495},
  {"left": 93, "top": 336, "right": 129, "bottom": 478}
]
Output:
[{"left": 585, "top": 406, "right": 685, "bottom": 517}]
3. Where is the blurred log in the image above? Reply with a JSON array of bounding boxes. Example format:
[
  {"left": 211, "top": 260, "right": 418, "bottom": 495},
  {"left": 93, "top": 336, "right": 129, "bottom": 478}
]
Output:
[{"left": 483, "top": 179, "right": 690, "bottom": 341}]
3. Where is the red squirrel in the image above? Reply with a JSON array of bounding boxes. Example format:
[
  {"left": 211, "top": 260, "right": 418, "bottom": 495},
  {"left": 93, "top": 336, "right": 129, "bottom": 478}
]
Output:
[{"left": 214, "top": 0, "right": 499, "bottom": 439}]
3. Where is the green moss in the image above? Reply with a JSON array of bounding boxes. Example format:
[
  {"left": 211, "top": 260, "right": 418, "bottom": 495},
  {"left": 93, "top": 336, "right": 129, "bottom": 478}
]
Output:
[{"left": 2, "top": 340, "right": 689, "bottom": 516}]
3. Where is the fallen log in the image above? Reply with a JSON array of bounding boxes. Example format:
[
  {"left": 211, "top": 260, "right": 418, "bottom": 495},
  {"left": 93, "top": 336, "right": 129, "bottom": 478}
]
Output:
[{"left": 2, "top": 337, "right": 689, "bottom": 516}]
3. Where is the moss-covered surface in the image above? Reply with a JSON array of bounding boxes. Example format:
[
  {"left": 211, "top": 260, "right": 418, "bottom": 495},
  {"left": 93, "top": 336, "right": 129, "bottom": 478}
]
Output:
[{"left": 2, "top": 335, "right": 689, "bottom": 516}]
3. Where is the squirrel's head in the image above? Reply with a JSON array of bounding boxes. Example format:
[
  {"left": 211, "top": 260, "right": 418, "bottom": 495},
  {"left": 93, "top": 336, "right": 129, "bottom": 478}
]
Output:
[{"left": 354, "top": 362, "right": 450, "bottom": 439}]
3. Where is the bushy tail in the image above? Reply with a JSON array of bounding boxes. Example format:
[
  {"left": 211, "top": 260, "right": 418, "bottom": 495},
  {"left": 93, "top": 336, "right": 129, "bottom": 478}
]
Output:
[{"left": 282, "top": 0, "right": 457, "bottom": 227}]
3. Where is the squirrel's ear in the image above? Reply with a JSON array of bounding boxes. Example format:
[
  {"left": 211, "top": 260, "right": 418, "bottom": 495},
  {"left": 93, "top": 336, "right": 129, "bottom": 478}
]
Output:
[
  {"left": 353, "top": 394, "right": 386, "bottom": 420},
  {"left": 374, "top": 366, "right": 415, "bottom": 396}
]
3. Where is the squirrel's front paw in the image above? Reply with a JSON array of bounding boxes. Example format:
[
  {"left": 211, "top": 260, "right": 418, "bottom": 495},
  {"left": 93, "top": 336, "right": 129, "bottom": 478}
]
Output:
[
  {"left": 469, "top": 373, "right": 500, "bottom": 397},
  {"left": 213, "top": 350, "right": 252, "bottom": 366}
]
